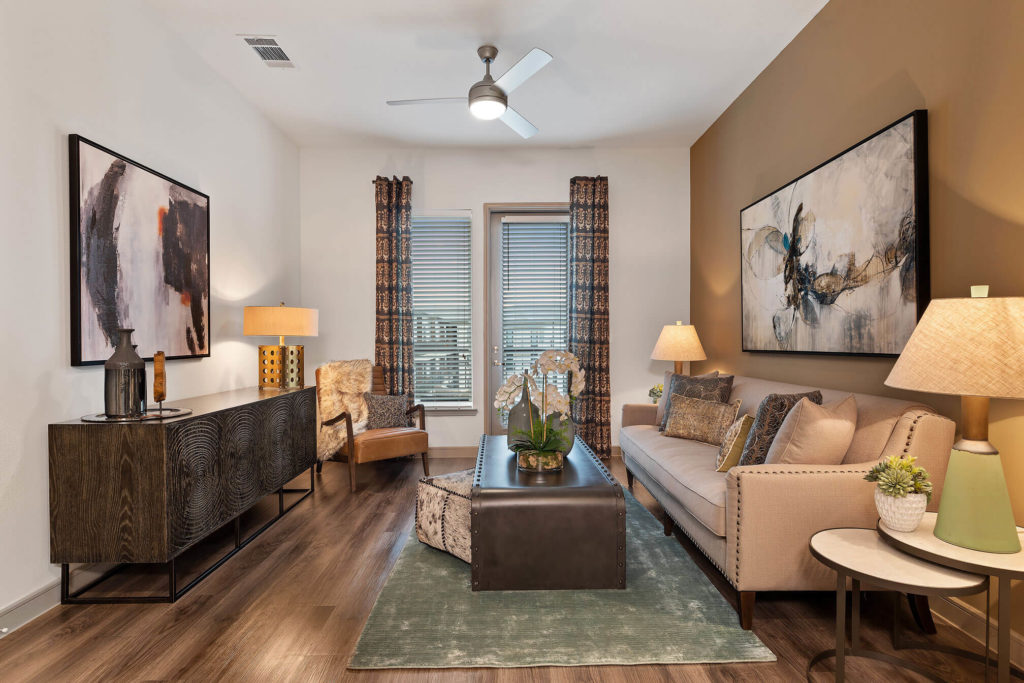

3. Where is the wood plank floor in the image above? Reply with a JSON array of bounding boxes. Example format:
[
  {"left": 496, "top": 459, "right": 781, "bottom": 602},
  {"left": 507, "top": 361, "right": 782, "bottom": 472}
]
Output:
[{"left": 0, "top": 456, "right": 991, "bottom": 681}]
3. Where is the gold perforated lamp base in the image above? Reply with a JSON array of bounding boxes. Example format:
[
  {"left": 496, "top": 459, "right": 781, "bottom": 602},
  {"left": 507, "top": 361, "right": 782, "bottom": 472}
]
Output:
[
  {"left": 258, "top": 344, "right": 305, "bottom": 389},
  {"left": 244, "top": 304, "right": 318, "bottom": 391}
]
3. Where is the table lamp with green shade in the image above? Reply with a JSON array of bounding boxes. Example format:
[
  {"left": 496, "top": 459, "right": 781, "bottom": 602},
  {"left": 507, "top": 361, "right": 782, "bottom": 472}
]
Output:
[{"left": 885, "top": 288, "right": 1024, "bottom": 553}]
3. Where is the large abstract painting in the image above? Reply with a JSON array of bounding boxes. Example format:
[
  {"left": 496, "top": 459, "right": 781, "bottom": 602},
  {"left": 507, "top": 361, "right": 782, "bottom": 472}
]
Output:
[
  {"left": 70, "top": 135, "right": 210, "bottom": 365},
  {"left": 740, "top": 111, "right": 929, "bottom": 356}
]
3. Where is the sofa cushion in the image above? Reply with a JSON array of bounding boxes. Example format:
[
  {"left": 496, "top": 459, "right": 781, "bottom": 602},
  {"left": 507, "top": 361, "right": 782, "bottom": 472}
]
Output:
[
  {"left": 620, "top": 425, "right": 728, "bottom": 537},
  {"left": 656, "top": 370, "right": 719, "bottom": 427},
  {"left": 739, "top": 391, "right": 823, "bottom": 466},
  {"left": 664, "top": 395, "right": 741, "bottom": 445},
  {"left": 765, "top": 395, "right": 858, "bottom": 465},
  {"left": 659, "top": 374, "right": 735, "bottom": 431}
]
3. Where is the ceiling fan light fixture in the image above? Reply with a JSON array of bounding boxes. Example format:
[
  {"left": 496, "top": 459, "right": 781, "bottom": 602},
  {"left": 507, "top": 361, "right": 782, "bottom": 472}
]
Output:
[{"left": 469, "top": 96, "right": 507, "bottom": 120}]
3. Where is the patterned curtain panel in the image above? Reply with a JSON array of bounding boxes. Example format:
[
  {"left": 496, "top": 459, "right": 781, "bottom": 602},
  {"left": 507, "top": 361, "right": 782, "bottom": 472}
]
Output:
[
  {"left": 568, "top": 176, "right": 611, "bottom": 457},
  {"left": 373, "top": 175, "right": 415, "bottom": 396}
]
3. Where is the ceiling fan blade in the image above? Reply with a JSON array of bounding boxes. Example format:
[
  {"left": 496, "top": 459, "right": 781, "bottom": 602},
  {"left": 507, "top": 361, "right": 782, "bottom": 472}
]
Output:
[
  {"left": 386, "top": 97, "right": 464, "bottom": 106},
  {"left": 499, "top": 106, "right": 538, "bottom": 139},
  {"left": 494, "top": 48, "right": 552, "bottom": 94}
]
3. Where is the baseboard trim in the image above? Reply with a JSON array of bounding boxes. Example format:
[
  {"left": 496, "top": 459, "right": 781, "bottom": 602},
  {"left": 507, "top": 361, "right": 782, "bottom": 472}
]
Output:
[
  {"left": 932, "top": 596, "right": 1024, "bottom": 668},
  {"left": 0, "top": 564, "right": 109, "bottom": 639},
  {"left": 0, "top": 579, "right": 59, "bottom": 639},
  {"left": 427, "top": 446, "right": 478, "bottom": 458}
]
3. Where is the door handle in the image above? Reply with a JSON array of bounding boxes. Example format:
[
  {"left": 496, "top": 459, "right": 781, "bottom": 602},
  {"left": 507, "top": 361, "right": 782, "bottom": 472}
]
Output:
[{"left": 492, "top": 360, "right": 504, "bottom": 366}]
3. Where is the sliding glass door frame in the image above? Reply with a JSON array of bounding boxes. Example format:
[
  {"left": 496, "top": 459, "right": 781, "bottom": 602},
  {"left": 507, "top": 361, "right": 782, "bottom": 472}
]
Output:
[{"left": 482, "top": 202, "right": 570, "bottom": 435}]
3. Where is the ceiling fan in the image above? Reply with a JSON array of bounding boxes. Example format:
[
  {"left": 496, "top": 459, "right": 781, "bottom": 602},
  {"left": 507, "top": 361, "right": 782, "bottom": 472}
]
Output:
[{"left": 387, "top": 45, "right": 552, "bottom": 139}]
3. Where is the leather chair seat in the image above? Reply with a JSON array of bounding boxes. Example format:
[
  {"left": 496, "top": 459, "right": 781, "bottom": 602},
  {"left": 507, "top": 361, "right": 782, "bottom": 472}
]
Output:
[{"left": 353, "top": 427, "right": 429, "bottom": 463}]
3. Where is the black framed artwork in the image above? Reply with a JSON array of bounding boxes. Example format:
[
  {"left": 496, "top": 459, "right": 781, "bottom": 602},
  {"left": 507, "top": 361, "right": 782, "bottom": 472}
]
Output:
[
  {"left": 739, "top": 110, "right": 929, "bottom": 357},
  {"left": 69, "top": 135, "right": 210, "bottom": 366}
]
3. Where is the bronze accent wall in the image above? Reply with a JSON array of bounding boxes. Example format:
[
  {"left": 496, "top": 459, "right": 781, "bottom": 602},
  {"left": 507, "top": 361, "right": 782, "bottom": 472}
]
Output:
[{"left": 690, "top": 0, "right": 1024, "bottom": 628}]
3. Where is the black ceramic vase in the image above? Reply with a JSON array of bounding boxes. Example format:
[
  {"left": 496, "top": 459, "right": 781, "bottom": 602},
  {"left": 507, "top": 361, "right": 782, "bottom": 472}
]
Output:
[{"left": 104, "top": 328, "right": 146, "bottom": 418}]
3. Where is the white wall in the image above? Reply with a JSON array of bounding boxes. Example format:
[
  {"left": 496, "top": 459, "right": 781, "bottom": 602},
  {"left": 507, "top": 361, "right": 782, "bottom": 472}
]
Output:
[
  {"left": 0, "top": 1, "right": 300, "bottom": 621},
  {"left": 300, "top": 146, "right": 689, "bottom": 447}
]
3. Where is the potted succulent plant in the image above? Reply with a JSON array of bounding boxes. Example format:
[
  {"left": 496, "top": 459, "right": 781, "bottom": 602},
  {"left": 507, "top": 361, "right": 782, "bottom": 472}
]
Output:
[
  {"left": 494, "top": 350, "right": 585, "bottom": 472},
  {"left": 864, "top": 455, "right": 933, "bottom": 532}
]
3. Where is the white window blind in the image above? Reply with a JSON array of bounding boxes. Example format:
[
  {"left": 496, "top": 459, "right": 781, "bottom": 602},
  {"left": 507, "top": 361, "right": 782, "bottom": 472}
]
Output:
[
  {"left": 411, "top": 213, "right": 473, "bottom": 406},
  {"left": 500, "top": 218, "right": 570, "bottom": 388}
]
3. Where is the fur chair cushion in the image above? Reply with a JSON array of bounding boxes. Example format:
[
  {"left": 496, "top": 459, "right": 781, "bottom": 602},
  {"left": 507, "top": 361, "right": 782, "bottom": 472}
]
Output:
[{"left": 316, "top": 359, "right": 372, "bottom": 462}]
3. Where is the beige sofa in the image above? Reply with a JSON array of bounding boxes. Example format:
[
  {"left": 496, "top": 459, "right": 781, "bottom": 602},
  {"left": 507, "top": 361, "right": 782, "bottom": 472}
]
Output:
[{"left": 620, "top": 374, "right": 955, "bottom": 629}]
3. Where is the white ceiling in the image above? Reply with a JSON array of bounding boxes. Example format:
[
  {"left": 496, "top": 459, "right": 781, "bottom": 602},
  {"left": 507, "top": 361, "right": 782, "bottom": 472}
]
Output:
[{"left": 144, "top": 0, "right": 828, "bottom": 148}]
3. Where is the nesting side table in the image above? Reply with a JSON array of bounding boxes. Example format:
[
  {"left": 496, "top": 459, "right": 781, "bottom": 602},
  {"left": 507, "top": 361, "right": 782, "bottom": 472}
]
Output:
[
  {"left": 809, "top": 528, "right": 989, "bottom": 682},
  {"left": 879, "top": 512, "right": 1024, "bottom": 683}
]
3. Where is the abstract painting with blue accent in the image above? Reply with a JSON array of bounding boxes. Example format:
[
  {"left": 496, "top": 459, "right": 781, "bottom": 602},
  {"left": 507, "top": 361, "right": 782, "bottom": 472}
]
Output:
[{"left": 740, "top": 113, "right": 926, "bottom": 356}]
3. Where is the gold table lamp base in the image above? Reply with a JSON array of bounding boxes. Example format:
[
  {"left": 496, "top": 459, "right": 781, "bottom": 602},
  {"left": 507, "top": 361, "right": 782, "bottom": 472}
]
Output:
[{"left": 258, "top": 344, "right": 305, "bottom": 389}]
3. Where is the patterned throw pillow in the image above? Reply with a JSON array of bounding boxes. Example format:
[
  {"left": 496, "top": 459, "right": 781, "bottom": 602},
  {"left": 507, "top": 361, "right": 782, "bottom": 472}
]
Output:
[
  {"left": 716, "top": 414, "right": 755, "bottom": 472},
  {"left": 738, "top": 391, "right": 823, "bottom": 466},
  {"left": 658, "top": 374, "right": 735, "bottom": 431},
  {"left": 664, "top": 395, "right": 742, "bottom": 446},
  {"left": 656, "top": 370, "right": 720, "bottom": 428},
  {"left": 364, "top": 393, "right": 411, "bottom": 429}
]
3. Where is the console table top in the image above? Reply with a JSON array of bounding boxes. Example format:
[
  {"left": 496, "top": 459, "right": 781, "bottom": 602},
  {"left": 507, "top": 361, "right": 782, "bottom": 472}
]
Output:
[{"left": 53, "top": 386, "right": 313, "bottom": 425}]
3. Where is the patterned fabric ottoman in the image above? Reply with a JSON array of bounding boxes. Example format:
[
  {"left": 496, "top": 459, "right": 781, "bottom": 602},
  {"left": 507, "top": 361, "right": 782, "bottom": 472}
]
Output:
[{"left": 415, "top": 469, "right": 473, "bottom": 563}]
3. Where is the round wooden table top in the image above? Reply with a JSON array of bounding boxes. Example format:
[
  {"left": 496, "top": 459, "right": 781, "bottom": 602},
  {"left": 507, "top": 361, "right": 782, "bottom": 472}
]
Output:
[
  {"left": 878, "top": 512, "right": 1024, "bottom": 578},
  {"left": 810, "top": 528, "right": 988, "bottom": 597}
]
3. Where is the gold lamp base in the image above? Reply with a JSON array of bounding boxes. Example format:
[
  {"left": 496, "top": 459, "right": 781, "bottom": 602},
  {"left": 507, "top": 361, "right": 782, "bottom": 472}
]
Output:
[{"left": 258, "top": 344, "right": 305, "bottom": 389}]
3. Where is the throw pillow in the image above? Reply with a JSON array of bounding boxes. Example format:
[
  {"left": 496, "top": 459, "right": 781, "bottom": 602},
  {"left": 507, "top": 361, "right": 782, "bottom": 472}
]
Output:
[
  {"left": 655, "top": 370, "right": 719, "bottom": 428},
  {"left": 664, "top": 395, "right": 742, "bottom": 446},
  {"left": 364, "top": 393, "right": 410, "bottom": 430},
  {"left": 659, "top": 373, "right": 735, "bottom": 432},
  {"left": 765, "top": 395, "right": 858, "bottom": 466},
  {"left": 738, "top": 390, "right": 823, "bottom": 466},
  {"left": 716, "top": 414, "right": 755, "bottom": 472}
]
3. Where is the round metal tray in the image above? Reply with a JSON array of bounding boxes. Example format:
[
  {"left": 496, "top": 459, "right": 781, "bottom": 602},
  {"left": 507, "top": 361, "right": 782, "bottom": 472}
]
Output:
[{"left": 80, "top": 407, "right": 192, "bottom": 423}]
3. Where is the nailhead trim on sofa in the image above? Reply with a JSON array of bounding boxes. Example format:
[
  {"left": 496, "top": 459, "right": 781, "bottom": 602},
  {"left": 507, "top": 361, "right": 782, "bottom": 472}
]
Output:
[{"left": 731, "top": 410, "right": 927, "bottom": 588}]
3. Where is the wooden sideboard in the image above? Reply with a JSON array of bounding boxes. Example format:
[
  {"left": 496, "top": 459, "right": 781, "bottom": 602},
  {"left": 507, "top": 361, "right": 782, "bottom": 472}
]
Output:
[{"left": 49, "top": 386, "right": 316, "bottom": 603}]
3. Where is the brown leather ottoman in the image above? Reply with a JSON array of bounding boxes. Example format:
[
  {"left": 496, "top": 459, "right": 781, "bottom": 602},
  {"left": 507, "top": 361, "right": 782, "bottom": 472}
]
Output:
[{"left": 470, "top": 435, "right": 626, "bottom": 591}]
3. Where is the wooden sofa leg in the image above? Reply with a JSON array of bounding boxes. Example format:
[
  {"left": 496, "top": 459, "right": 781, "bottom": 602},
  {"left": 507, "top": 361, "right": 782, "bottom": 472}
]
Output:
[
  {"left": 662, "top": 510, "right": 673, "bottom": 536},
  {"left": 421, "top": 452, "right": 430, "bottom": 477},
  {"left": 349, "top": 456, "right": 357, "bottom": 493},
  {"left": 316, "top": 459, "right": 323, "bottom": 474},
  {"left": 625, "top": 468, "right": 634, "bottom": 489},
  {"left": 739, "top": 591, "right": 755, "bottom": 630},
  {"left": 908, "top": 594, "right": 937, "bottom": 634}
]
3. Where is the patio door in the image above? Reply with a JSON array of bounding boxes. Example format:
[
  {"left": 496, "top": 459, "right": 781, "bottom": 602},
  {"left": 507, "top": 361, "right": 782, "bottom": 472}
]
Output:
[{"left": 486, "top": 209, "right": 570, "bottom": 433}]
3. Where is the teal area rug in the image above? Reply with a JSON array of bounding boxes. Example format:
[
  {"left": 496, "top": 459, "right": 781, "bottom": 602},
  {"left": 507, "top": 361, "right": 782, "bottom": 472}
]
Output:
[{"left": 349, "top": 491, "right": 775, "bottom": 669}]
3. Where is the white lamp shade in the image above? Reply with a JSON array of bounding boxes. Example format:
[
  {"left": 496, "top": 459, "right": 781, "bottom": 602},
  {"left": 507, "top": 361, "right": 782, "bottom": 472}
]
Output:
[
  {"left": 651, "top": 322, "right": 707, "bottom": 362},
  {"left": 885, "top": 297, "right": 1024, "bottom": 399},
  {"left": 243, "top": 306, "right": 319, "bottom": 337}
]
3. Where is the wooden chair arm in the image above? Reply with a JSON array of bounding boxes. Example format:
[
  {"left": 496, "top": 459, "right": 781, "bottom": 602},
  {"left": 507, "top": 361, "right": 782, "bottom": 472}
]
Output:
[
  {"left": 321, "top": 411, "right": 351, "bottom": 428},
  {"left": 406, "top": 404, "right": 426, "bottom": 430},
  {"left": 322, "top": 411, "right": 356, "bottom": 455}
]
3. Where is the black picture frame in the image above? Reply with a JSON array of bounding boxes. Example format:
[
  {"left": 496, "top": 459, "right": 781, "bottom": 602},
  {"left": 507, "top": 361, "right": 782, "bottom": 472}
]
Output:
[
  {"left": 69, "top": 134, "right": 211, "bottom": 366},
  {"left": 738, "top": 110, "right": 930, "bottom": 358}
]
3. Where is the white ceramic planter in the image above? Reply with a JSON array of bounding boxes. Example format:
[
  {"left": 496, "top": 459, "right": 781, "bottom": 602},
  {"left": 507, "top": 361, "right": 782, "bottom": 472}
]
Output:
[{"left": 875, "top": 489, "right": 928, "bottom": 532}]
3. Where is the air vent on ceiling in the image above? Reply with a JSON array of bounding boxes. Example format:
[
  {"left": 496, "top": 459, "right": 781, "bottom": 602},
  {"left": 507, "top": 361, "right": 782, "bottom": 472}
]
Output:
[{"left": 243, "top": 36, "right": 294, "bottom": 68}]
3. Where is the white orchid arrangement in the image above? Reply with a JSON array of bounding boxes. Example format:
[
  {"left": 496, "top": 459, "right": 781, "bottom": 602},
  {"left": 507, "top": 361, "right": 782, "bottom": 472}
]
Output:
[
  {"left": 494, "top": 349, "right": 585, "bottom": 455},
  {"left": 493, "top": 349, "right": 585, "bottom": 418}
]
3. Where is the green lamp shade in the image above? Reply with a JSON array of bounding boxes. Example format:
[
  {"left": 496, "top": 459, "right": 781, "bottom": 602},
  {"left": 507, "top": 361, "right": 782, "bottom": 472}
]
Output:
[{"left": 934, "top": 449, "right": 1021, "bottom": 553}]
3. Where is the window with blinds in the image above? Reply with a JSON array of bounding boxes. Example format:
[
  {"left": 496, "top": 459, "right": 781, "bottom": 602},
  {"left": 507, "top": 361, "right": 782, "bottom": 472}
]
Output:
[
  {"left": 411, "top": 213, "right": 473, "bottom": 407},
  {"left": 500, "top": 217, "right": 570, "bottom": 391}
]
